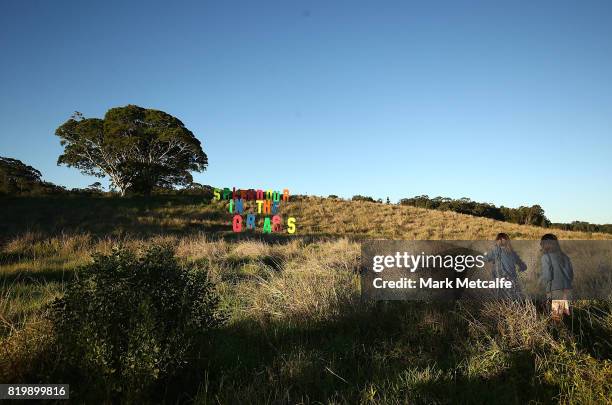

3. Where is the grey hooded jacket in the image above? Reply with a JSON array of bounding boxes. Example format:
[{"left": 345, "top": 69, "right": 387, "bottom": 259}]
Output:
[
  {"left": 483, "top": 245, "right": 527, "bottom": 280},
  {"left": 540, "top": 252, "right": 573, "bottom": 293}
]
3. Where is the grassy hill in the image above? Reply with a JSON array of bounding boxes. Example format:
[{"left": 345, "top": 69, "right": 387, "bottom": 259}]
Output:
[
  {"left": 0, "top": 194, "right": 608, "bottom": 240},
  {"left": 284, "top": 197, "right": 610, "bottom": 240},
  {"left": 1, "top": 195, "right": 611, "bottom": 403}
]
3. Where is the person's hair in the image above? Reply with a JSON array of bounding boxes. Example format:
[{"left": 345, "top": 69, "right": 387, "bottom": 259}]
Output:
[
  {"left": 540, "top": 233, "right": 562, "bottom": 253},
  {"left": 495, "top": 232, "right": 513, "bottom": 251}
]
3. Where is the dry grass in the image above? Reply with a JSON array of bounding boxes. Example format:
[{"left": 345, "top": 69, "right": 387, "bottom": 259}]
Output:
[
  {"left": 282, "top": 197, "right": 611, "bottom": 240},
  {"left": 239, "top": 239, "right": 360, "bottom": 325}
]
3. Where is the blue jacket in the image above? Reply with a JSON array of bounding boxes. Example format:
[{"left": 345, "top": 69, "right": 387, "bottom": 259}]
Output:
[
  {"left": 484, "top": 245, "right": 527, "bottom": 279},
  {"left": 540, "top": 252, "right": 573, "bottom": 293}
]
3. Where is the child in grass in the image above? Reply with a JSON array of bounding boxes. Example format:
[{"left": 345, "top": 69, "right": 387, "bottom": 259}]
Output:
[
  {"left": 483, "top": 233, "right": 527, "bottom": 299},
  {"left": 540, "top": 234, "right": 573, "bottom": 320}
]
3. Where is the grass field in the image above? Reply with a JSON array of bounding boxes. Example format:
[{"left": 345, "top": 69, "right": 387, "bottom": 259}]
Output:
[{"left": 1, "top": 195, "right": 611, "bottom": 403}]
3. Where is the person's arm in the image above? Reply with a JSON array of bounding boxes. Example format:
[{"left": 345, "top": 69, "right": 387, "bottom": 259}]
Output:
[
  {"left": 482, "top": 247, "right": 496, "bottom": 263},
  {"left": 483, "top": 246, "right": 498, "bottom": 278},
  {"left": 566, "top": 256, "right": 574, "bottom": 283},
  {"left": 540, "top": 254, "right": 553, "bottom": 292},
  {"left": 514, "top": 252, "right": 527, "bottom": 273}
]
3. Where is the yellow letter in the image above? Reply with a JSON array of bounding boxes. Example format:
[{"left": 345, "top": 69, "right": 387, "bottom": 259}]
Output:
[
  {"left": 287, "top": 217, "right": 296, "bottom": 234},
  {"left": 263, "top": 200, "right": 271, "bottom": 214}
]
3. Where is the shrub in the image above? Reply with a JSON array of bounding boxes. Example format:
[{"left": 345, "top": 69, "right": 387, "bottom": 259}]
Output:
[
  {"left": 49, "top": 245, "right": 225, "bottom": 400},
  {"left": 351, "top": 195, "right": 375, "bottom": 203}
]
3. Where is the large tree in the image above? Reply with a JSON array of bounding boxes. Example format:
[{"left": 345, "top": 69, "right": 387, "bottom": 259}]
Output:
[{"left": 56, "top": 105, "right": 207, "bottom": 196}]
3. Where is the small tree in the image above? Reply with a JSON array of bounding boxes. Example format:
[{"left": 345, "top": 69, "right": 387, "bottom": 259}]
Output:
[
  {"left": 87, "top": 182, "right": 103, "bottom": 192},
  {"left": 56, "top": 105, "right": 208, "bottom": 196}
]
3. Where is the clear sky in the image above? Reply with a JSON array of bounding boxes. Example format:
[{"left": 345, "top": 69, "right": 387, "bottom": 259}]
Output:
[{"left": 1, "top": 1, "right": 611, "bottom": 223}]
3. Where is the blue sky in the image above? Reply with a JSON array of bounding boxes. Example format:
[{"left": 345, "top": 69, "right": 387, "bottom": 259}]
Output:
[{"left": 1, "top": 0, "right": 611, "bottom": 223}]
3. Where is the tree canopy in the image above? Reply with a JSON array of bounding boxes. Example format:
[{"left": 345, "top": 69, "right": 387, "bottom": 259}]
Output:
[
  {"left": 0, "top": 156, "right": 61, "bottom": 194},
  {"left": 55, "top": 105, "right": 207, "bottom": 196}
]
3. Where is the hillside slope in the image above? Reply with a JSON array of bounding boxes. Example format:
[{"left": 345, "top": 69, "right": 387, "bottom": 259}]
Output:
[
  {"left": 1, "top": 195, "right": 608, "bottom": 240},
  {"left": 283, "top": 197, "right": 609, "bottom": 240}
]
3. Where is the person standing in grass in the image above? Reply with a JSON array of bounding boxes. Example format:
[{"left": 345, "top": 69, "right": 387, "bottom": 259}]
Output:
[
  {"left": 540, "top": 233, "right": 574, "bottom": 321},
  {"left": 483, "top": 233, "right": 527, "bottom": 299}
]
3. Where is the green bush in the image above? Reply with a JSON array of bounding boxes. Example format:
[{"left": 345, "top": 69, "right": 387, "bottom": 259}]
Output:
[
  {"left": 351, "top": 195, "right": 376, "bottom": 203},
  {"left": 49, "top": 245, "right": 225, "bottom": 399}
]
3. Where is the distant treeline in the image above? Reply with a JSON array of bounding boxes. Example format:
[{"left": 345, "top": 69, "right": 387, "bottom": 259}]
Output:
[
  {"left": 0, "top": 156, "right": 65, "bottom": 195},
  {"left": 550, "top": 221, "right": 612, "bottom": 235},
  {"left": 400, "top": 195, "right": 549, "bottom": 226},
  {"left": 399, "top": 195, "right": 612, "bottom": 235}
]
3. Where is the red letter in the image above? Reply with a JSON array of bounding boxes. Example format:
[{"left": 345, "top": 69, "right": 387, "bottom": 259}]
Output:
[
  {"left": 232, "top": 215, "right": 242, "bottom": 232},
  {"left": 272, "top": 215, "right": 282, "bottom": 232}
]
